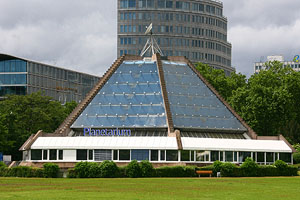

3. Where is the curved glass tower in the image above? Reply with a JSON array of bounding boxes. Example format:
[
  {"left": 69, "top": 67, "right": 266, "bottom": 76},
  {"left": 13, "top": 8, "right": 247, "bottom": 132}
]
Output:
[{"left": 117, "top": 0, "right": 234, "bottom": 75}]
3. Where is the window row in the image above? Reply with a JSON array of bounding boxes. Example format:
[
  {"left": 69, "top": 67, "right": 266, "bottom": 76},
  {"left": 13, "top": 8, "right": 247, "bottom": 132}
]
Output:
[
  {"left": 0, "top": 86, "right": 26, "bottom": 96},
  {"left": 119, "top": 12, "right": 227, "bottom": 30},
  {"left": 0, "top": 74, "right": 27, "bottom": 85},
  {"left": 31, "top": 149, "right": 292, "bottom": 164},
  {"left": 31, "top": 149, "right": 63, "bottom": 161},
  {"left": 120, "top": 0, "right": 224, "bottom": 17},
  {"left": 28, "top": 62, "right": 98, "bottom": 85},
  {"left": 255, "top": 64, "right": 300, "bottom": 71},
  {"left": 120, "top": 25, "right": 227, "bottom": 42},
  {"left": 119, "top": 49, "right": 231, "bottom": 67},
  {"left": 0, "top": 60, "right": 27, "bottom": 73}
]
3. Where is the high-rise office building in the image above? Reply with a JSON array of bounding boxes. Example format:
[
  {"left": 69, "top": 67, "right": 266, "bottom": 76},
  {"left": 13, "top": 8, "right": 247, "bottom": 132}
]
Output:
[
  {"left": 0, "top": 54, "right": 100, "bottom": 103},
  {"left": 117, "top": 0, "right": 234, "bottom": 75}
]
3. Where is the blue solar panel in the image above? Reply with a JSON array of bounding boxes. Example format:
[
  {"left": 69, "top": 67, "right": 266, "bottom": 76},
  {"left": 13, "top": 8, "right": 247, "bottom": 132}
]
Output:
[
  {"left": 72, "top": 61, "right": 167, "bottom": 128},
  {"left": 162, "top": 61, "right": 247, "bottom": 131}
]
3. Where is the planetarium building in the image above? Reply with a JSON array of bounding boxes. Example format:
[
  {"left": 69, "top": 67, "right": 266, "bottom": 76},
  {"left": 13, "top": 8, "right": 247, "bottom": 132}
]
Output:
[{"left": 20, "top": 53, "right": 295, "bottom": 168}]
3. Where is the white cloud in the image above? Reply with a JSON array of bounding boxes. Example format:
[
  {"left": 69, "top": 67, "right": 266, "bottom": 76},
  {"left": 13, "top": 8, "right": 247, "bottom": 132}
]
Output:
[{"left": 0, "top": 0, "right": 300, "bottom": 77}]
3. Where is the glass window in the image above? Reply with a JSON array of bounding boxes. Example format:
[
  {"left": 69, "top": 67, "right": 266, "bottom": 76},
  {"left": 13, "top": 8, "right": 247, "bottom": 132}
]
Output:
[
  {"left": 239, "top": 152, "right": 251, "bottom": 163},
  {"left": 234, "top": 152, "right": 238, "bottom": 162},
  {"left": 211, "top": 151, "right": 219, "bottom": 162},
  {"left": 94, "top": 150, "right": 112, "bottom": 161},
  {"left": 131, "top": 149, "right": 149, "bottom": 161},
  {"left": 58, "top": 150, "right": 63, "bottom": 160},
  {"left": 166, "top": 150, "right": 178, "bottom": 161},
  {"left": 31, "top": 150, "right": 42, "bottom": 160},
  {"left": 166, "top": 1, "right": 173, "bottom": 8},
  {"left": 279, "top": 153, "right": 292, "bottom": 163},
  {"left": 257, "top": 152, "right": 265, "bottom": 163},
  {"left": 196, "top": 151, "right": 209, "bottom": 162},
  {"left": 50, "top": 149, "right": 57, "bottom": 160},
  {"left": 119, "top": 150, "right": 130, "bottom": 161},
  {"left": 266, "top": 152, "right": 274, "bottom": 163},
  {"left": 220, "top": 151, "right": 224, "bottom": 161},
  {"left": 225, "top": 151, "right": 233, "bottom": 162},
  {"left": 191, "top": 151, "right": 195, "bottom": 161},
  {"left": 76, "top": 149, "right": 87, "bottom": 160},
  {"left": 160, "top": 150, "right": 165, "bottom": 161},
  {"left": 151, "top": 150, "right": 158, "bottom": 161},
  {"left": 89, "top": 150, "right": 94, "bottom": 160},
  {"left": 180, "top": 150, "right": 190, "bottom": 161},
  {"left": 43, "top": 150, "right": 48, "bottom": 160},
  {"left": 113, "top": 150, "right": 118, "bottom": 160}
]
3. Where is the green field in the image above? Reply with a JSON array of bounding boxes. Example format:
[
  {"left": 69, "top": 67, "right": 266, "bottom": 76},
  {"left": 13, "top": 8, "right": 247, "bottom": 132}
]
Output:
[{"left": 0, "top": 177, "right": 299, "bottom": 200}]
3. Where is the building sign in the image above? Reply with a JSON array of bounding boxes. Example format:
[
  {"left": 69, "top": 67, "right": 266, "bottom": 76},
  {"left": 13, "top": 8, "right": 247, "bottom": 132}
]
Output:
[
  {"left": 293, "top": 55, "right": 299, "bottom": 63},
  {"left": 83, "top": 128, "right": 131, "bottom": 136}
]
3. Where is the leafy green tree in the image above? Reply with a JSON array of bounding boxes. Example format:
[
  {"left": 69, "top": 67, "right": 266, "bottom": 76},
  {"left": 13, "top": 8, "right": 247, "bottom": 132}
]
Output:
[
  {"left": 0, "top": 93, "right": 77, "bottom": 160},
  {"left": 229, "top": 61, "right": 298, "bottom": 139},
  {"left": 195, "top": 62, "right": 247, "bottom": 100}
]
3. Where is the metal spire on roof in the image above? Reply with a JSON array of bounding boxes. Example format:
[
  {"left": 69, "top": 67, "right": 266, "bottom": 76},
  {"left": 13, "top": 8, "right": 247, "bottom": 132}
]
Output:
[{"left": 140, "top": 23, "right": 164, "bottom": 57}]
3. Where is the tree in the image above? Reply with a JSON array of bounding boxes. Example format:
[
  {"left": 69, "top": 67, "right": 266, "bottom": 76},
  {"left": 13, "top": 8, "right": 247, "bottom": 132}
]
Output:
[
  {"left": 195, "top": 62, "right": 247, "bottom": 100},
  {"left": 229, "top": 61, "right": 299, "bottom": 140},
  {"left": 0, "top": 92, "right": 77, "bottom": 160}
]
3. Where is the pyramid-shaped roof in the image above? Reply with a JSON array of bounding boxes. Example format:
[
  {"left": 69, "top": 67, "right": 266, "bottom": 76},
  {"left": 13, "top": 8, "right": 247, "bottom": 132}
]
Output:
[{"left": 55, "top": 54, "right": 256, "bottom": 139}]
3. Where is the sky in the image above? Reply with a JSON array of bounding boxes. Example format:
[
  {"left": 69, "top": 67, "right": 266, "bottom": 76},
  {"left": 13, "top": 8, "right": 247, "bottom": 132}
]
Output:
[{"left": 0, "top": 0, "right": 300, "bottom": 77}]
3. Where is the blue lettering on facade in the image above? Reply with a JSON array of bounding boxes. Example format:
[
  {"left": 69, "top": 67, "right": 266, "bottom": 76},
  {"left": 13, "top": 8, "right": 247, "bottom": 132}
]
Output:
[{"left": 83, "top": 128, "right": 131, "bottom": 136}]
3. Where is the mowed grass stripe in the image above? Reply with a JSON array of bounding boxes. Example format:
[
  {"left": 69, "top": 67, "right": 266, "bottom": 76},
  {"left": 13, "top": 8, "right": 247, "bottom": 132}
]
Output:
[{"left": 0, "top": 177, "right": 299, "bottom": 200}]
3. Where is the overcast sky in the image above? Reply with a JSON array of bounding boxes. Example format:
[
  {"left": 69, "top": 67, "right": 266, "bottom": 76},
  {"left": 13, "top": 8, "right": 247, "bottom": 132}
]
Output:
[{"left": 0, "top": 0, "right": 300, "bottom": 77}]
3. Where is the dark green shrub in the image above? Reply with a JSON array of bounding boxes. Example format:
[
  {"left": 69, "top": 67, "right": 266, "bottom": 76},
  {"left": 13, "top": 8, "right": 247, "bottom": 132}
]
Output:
[
  {"left": 8, "top": 166, "right": 32, "bottom": 177},
  {"left": 156, "top": 166, "right": 197, "bottom": 177},
  {"left": 274, "top": 160, "right": 288, "bottom": 170},
  {"left": 212, "top": 161, "right": 223, "bottom": 176},
  {"left": 88, "top": 162, "right": 101, "bottom": 178},
  {"left": 74, "top": 162, "right": 90, "bottom": 178},
  {"left": 43, "top": 163, "right": 59, "bottom": 178},
  {"left": 293, "top": 152, "right": 300, "bottom": 164},
  {"left": 220, "top": 162, "right": 237, "bottom": 177},
  {"left": 0, "top": 167, "right": 9, "bottom": 177},
  {"left": 30, "top": 168, "right": 44, "bottom": 177},
  {"left": 99, "top": 161, "right": 118, "bottom": 178},
  {"left": 240, "top": 158, "right": 259, "bottom": 177},
  {"left": 67, "top": 168, "right": 77, "bottom": 178},
  {"left": 139, "top": 160, "right": 154, "bottom": 177},
  {"left": 0, "top": 161, "right": 6, "bottom": 168},
  {"left": 126, "top": 160, "right": 141, "bottom": 178},
  {"left": 117, "top": 166, "right": 127, "bottom": 178}
]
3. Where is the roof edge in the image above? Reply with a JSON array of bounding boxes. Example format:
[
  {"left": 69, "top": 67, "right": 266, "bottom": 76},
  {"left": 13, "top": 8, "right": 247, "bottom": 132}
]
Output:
[
  {"left": 54, "top": 55, "right": 137, "bottom": 135},
  {"left": 155, "top": 54, "right": 175, "bottom": 133},
  {"left": 167, "top": 56, "right": 258, "bottom": 139}
]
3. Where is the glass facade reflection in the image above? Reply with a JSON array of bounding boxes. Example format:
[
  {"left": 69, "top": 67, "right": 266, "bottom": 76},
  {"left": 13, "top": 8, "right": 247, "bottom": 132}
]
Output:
[{"left": 0, "top": 55, "right": 100, "bottom": 103}]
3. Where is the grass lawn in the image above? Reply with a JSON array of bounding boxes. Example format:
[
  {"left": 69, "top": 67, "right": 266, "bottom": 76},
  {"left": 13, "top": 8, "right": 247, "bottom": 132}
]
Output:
[{"left": 0, "top": 177, "right": 299, "bottom": 200}]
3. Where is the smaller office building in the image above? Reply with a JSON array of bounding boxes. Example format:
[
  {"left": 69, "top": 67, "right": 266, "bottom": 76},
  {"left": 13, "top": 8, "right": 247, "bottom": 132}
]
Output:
[
  {"left": 0, "top": 54, "right": 100, "bottom": 103},
  {"left": 254, "top": 55, "right": 300, "bottom": 74},
  {"left": 20, "top": 54, "right": 295, "bottom": 168}
]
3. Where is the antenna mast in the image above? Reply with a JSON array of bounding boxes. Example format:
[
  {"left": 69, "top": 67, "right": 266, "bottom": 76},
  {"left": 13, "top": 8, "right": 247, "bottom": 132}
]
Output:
[{"left": 140, "top": 23, "right": 164, "bottom": 57}]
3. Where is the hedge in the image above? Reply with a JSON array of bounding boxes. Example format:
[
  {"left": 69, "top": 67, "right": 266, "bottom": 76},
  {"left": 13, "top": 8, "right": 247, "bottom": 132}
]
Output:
[
  {"left": 43, "top": 163, "right": 59, "bottom": 178},
  {"left": 0, "top": 166, "right": 44, "bottom": 177},
  {"left": 199, "top": 159, "right": 298, "bottom": 177}
]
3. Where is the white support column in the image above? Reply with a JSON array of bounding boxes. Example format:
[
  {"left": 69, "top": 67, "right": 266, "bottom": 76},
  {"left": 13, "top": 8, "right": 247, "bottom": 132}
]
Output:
[
  {"left": 178, "top": 150, "right": 181, "bottom": 162},
  {"left": 264, "top": 152, "right": 267, "bottom": 165}
]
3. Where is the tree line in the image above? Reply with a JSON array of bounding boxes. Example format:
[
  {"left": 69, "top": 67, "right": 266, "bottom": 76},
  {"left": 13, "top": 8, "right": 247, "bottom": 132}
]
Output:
[
  {"left": 0, "top": 93, "right": 77, "bottom": 160},
  {"left": 196, "top": 61, "right": 300, "bottom": 144}
]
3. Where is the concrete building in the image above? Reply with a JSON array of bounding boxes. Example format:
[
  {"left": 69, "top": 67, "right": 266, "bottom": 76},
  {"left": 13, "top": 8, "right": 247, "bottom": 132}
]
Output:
[
  {"left": 0, "top": 54, "right": 100, "bottom": 103},
  {"left": 254, "top": 55, "right": 300, "bottom": 74},
  {"left": 19, "top": 54, "right": 295, "bottom": 168},
  {"left": 117, "top": 0, "right": 234, "bottom": 75}
]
